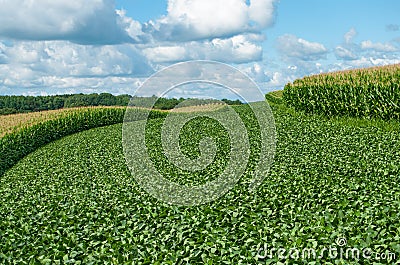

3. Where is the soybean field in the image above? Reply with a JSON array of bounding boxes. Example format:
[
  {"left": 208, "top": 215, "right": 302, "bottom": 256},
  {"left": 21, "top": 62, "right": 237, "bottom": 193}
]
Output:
[{"left": 1, "top": 101, "right": 399, "bottom": 264}]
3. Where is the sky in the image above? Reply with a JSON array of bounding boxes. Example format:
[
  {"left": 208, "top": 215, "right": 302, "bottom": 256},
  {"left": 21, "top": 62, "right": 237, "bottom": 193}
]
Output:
[{"left": 0, "top": 0, "right": 399, "bottom": 97}]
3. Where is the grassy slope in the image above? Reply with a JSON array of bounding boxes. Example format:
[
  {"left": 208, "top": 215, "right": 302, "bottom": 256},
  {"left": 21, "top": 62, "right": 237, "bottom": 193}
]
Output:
[{"left": 1, "top": 102, "right": 399, "bottom": 263}]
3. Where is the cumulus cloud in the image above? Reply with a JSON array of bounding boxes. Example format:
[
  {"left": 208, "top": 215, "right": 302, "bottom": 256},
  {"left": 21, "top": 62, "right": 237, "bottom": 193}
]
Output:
[
  {"left": 144, "top": 0, "right": 277, "bottom": 42},
  {"left": 203, "top": 35, "right": 263, "bottom": 63},
  {"left": 0, "top": 0, "right": 134, "bottom": 44},
  {"left": 334, "top": 45, "right": 358, "bottom": 60},
  {"left": 0, "top": 0, "right": 282, "bottom": 95},
  {"left": 335, "top": 30, "right": 400, "bottom": 68},
  {"left": 235, "top": 62, "right": 287, "bottom": 93},
  {"left": 143, "top": 46, "right": 187, "bottom": 63},
  {"left": 340, "top": 56, "right": 400, "bottom": 68},
  {"left": 0, "top": 41, "right": 152, "bottom": 94},
  {"left": 248, "top": 0, "right": 277, "bottom": 28},
  {"left": 344, "top": 28, "right": 357, "bottom": 44},
  {"left": 360, "top": 40, "right": 398, "bottom": 52},
  {"left": 143, "top": 34, "right": 262, "bottom": 64},
  {"left": 239, "top": 59, "right": 331, "bottom": 92},
  {"left": 0, "top": 43, "right": 8, "bottom": 64},
  {"left": 0, "top": 74, "right": 146, "bottom": 96},
  {"left": 334, "top": 29, "right": 361, "bottom": 61},
  {"left": 276, "top": 34, "right": 328, "bottom": 61},
  {"left": 251, "top": 27, "right": 400, "bottom": 92},
  {"left": 116, "top": 9, "right": 149, "bottom": 43},
  {"left": 136, "top": 0, "right": 273, "bottom": 64}
]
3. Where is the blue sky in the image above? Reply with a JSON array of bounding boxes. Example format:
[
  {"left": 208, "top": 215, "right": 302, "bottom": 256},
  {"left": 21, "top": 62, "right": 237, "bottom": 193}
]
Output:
[{"left": 0, "top": 0, "right": 399, "bottom": 97}]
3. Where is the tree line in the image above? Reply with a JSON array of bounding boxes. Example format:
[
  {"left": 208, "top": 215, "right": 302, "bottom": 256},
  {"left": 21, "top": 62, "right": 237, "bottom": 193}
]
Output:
[{"left": 0, "top": 93, "right": 242, "bottom": 115}]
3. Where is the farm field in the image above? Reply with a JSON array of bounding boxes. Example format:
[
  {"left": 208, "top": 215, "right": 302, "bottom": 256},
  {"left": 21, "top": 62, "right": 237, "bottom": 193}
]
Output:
[
  {"left": 0, "top": 104, "right": 225, "bottom": 138},
  {"left": 0, "top": 106, "right": 126, "bottom": 138},
  {"left": 1, "top": 101, "right": 399, "bottom": 264},
  {"left": 284, "top": 64, "right": 400, "bottom": 120},
  {"left": 1, "top": 0, "right": 399, "bottom": 263}
]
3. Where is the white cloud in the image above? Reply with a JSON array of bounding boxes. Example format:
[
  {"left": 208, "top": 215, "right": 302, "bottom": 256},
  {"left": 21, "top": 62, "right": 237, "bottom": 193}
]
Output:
[
  {"left": 334, "top": 29, "right": 360, "bottom": 61},
  {"left": 335, "top": 45, "right": 358, "bottom": 60},
  {"left": 143, "top": 46, "right": 187, "bottom": 63},
  {"left": 116, "top": 9, "right": 147, "bottom": 42},
  {"left": 1, "top": 75, "right": 146, "bottom": 96},
  {"left": 334, "top": 40, "right": 400, "bottom": 69},
  {"left": 344, "top": 28, "right": 357, "bottom": 44},
  {"left": 248, "top": 0, "right": 277, "bottom": 28},
  {"left": 343, "top": 56, "right": 400, "bottom": 68},
  {"left": 0, "top": 41, "right": 152, "bottom": 94},
  {"left": 0, "top": 42, "right": 9, "bottom": 64},
  {"left": 202, "top": 35, "right": 263, "bottom": 63},
  {"left": 276, "top": 34, "right": 328, "bottom": 61},
  {"left": 334, "top": 29, "right": 399, "bottom": 62},
  {"left": 2, "top": 0, "right": 398, "bottom": 98},
  {"left": 247, "top": 28, "right": 400, "bottom": 92},
  {"left": 369, "top": 57, "right": 400, "bottom": 65},
  {"left": 238, "top": 60, "right": 330, "bottom": 92},
  {"left": 0, "top": 0, "right": 280, "bottom": 95},
  {"left": 0, "top": 0, "right": 133, "bottom": 44},
  {"left": 360, "top": 40, "right": 398, "bottom": 52},
  {"left": 142, "top": 34, "right": 263, "bottom": 64},
  {"left": 145, "top": 0, "right": 277, "bottom": 42}
]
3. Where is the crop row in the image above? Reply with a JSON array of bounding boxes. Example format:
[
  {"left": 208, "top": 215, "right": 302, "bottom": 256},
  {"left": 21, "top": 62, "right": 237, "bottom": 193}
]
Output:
[
  {"left": 265, "top": 90, "right": 284, "bottom": 105},
  {"left": 283, "top": 64, "right": 400, "bottom": 119},
  {"left": 0, "top": 106, "right": 128, "bottom": 137},
  {"left": 0, "top": 107, "right": 168, "bottom": 177},
  {"left": 1, "top": 104, "right": 399, "bottom": 263}
]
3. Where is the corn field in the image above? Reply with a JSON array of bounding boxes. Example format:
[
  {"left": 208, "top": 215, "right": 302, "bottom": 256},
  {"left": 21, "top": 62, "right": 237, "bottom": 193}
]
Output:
[
  {"left": 0, "top": 106, "right": 127, "bottom": 137},
  {"left": 283, "top": 64, "right": 400, "bottom": 120},
  {"left": 265, "top": 90, "right": 284, "bottom": 105},
  {"left": 0, "top": 107, "right": 171, "bottom": 177},
  {"left": 0, "top": 102, "right": 227, "bottom": 178}
]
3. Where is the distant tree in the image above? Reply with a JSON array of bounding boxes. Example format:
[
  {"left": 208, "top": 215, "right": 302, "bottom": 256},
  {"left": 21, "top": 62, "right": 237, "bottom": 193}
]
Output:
[
  {"left": 0, "top": 108, "right": 18, "bottom": 115},
  {"left": 116, "top": 94, "right": 131, "bottom": 106},
  {"left": 0, "top": 93, "right": 243, "bottom": 115},
  {"left": 221, "top": 98, "right": 243, "bottom": 105},
  {"left": 98, "top": 93, "right": 116, "bottom": 106}
]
